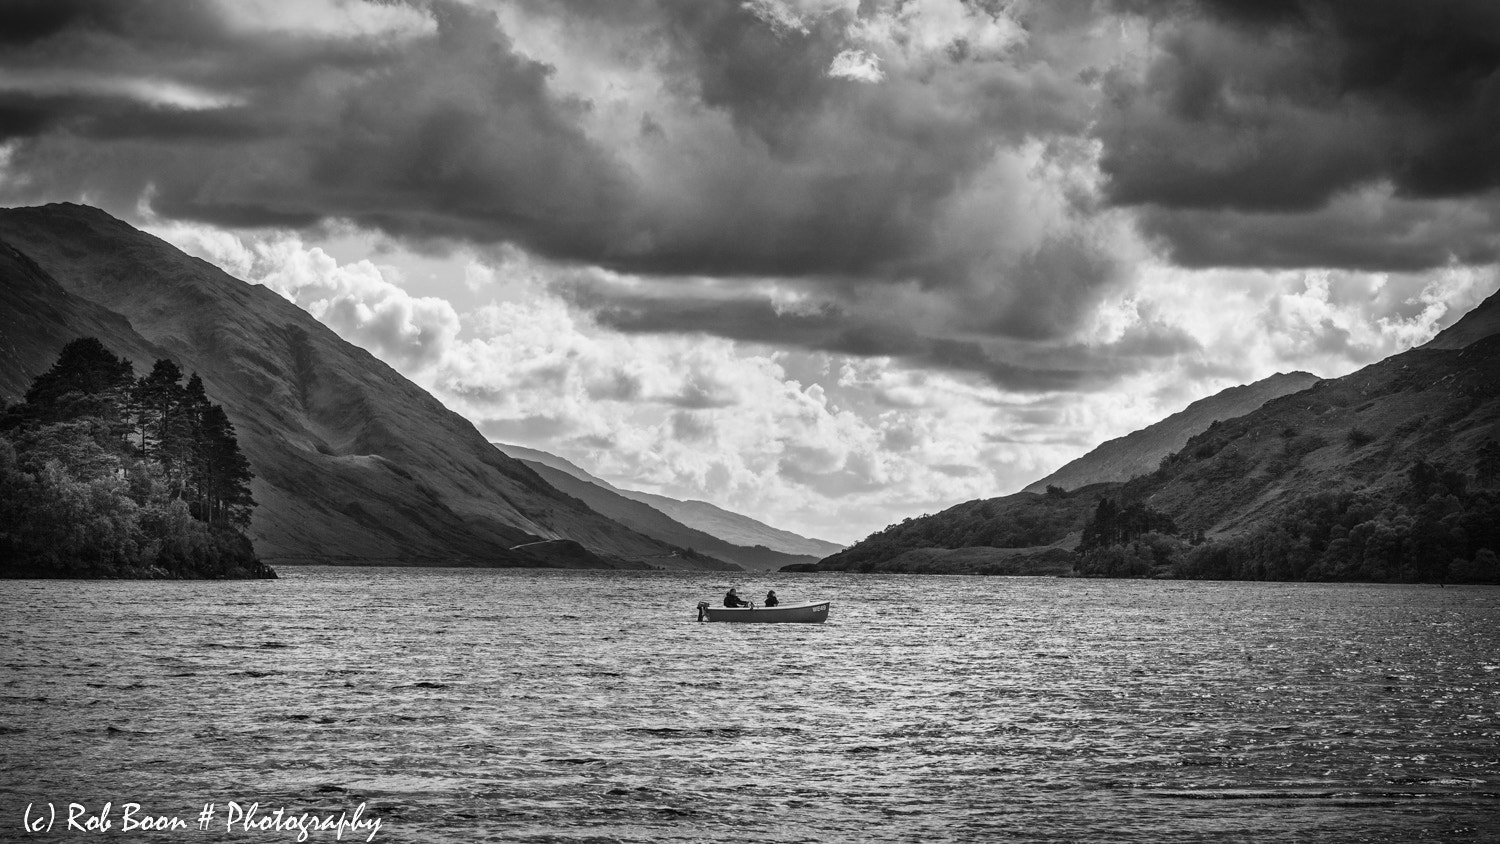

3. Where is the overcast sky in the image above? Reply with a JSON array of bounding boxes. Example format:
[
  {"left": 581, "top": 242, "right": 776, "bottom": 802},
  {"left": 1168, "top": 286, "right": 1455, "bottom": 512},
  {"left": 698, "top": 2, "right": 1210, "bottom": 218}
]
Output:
[{"left": 3, "top": 0, "right": 1498, "bottom": 544}]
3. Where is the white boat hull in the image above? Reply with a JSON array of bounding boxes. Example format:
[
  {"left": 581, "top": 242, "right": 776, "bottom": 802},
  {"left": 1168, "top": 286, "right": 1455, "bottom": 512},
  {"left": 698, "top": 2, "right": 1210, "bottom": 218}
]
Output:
[{"left": 697, "top": 600, "right": 830, "bottom": 623}]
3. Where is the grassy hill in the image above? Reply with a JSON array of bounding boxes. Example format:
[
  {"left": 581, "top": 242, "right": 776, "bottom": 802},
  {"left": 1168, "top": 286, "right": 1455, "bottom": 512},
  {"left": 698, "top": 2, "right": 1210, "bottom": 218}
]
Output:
[
  {"left": 1141, "top": 334, "right": 1499, "bottom": 541},
  {"left": 1023, "top": 371, "right": 1320, "bottom": 493},
  {"left": 0, "top": 203, "right": 735, "bottom": 571}
]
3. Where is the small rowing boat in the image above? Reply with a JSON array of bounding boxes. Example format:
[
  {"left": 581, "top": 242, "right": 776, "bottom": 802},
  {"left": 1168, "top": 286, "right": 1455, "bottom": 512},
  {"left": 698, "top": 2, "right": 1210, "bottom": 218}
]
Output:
[{"left": 696, "top": 600, "right": 831, "bottom": 623}]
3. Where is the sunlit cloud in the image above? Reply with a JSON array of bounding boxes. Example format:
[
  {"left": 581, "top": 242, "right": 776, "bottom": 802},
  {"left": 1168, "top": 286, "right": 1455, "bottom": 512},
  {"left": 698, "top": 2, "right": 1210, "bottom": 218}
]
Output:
[
  {"left": 827, "top": 49, "right": 883, "bottom": 82},
  {"left": 0, "top": 72, "right": 244, "bottom": 111}
]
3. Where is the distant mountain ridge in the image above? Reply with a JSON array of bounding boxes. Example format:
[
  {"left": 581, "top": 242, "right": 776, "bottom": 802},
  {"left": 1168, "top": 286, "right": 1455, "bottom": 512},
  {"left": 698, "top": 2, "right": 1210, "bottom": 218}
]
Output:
[
  {"left": 0, "top": 203, "right": 734, "bottom": 571},
  {"left": 622, "top": 489, "right": 845, "bottom": 558},
  {"left": 1023, "top": 371, "right": 1321, "bottom": 493},
  {"left": 496, "top": 442, "right": 844, "bottom": 560},
  {"left": 808, "top": 293, "right": 1500, "bottom": 576}
]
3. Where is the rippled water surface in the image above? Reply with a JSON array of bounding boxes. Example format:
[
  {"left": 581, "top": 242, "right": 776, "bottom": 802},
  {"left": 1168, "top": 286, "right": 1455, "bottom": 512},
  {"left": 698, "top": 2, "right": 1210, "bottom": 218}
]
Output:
[{"left": 3, "top": 568, "right": 1499, "bottom": 842}]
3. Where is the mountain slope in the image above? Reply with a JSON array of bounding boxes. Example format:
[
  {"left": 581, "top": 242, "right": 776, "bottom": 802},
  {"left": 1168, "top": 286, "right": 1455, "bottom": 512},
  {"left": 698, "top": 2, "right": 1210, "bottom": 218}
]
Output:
[
  {"left": 0, "top": 203, "right": 733, "bottom": 570},
  {"left": 1421, "top": 292, "right": 1500, "bottom": 350},
  {"left": 1023, "top": 371, "right": 1320, "bottom": 493},
  {"left": 496, "top": 449, "right": 820, "bottom": 571},
  {"left": 1140, "top": 327, "right": 1500, "bottom": 539},
  {"left": 0, "top": 239, "right": 170, "bottom": 400},
  {"left": 810, "top": 295, "right": 1500, "bottom": 576},
  {"left": 496, "top": 442, "right": 844, "bottom": 559}
]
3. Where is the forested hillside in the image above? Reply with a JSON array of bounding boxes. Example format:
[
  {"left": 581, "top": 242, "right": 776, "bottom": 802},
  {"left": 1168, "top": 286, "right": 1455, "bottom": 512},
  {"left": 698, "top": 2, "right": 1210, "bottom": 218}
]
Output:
[{"left": 809, "top": 489, "right": 1093, "bottom": 572}]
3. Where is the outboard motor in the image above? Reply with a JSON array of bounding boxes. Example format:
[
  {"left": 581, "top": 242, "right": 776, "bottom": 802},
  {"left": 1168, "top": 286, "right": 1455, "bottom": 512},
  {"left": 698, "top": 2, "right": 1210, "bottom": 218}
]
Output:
[{"left": 696, "top": 601, "right": 709, "bottom": 622}]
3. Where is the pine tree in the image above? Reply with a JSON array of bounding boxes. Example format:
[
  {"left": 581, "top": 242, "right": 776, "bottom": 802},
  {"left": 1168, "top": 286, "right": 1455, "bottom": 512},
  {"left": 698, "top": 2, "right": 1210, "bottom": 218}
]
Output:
[
  {"left": 200, "top": 404, "right": 256, "bottom": 528},
  {"left": 1478, "top": 440, "right": 1500, "bottom": 488},
  {"left": 1080, "top": 497, "right": 1177, "bottom": 551},
  {"left": 11, "top": 337, "right": 134, "bottom": 446},
  {"left": 1080, "top": 498, "right": 1118, "bottom": 551},
  {"left": 135, "top": 359, "right": 189, "bottom": 491},
  {"left": 181, "top": 374, "right": 211, "bottom": 519}
]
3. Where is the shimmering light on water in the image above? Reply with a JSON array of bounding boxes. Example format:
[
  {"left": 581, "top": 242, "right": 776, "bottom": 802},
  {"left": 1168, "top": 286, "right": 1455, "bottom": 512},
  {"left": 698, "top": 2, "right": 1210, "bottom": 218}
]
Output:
[{"left": 2, "top": 569, "right": 1498, "bottom": 842}]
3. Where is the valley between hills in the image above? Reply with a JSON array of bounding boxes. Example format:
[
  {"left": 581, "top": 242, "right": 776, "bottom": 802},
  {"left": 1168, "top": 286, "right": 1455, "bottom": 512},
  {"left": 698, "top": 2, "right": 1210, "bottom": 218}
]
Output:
[{"left": 2, "top": 202, "right": 1498, "bottom": 583}]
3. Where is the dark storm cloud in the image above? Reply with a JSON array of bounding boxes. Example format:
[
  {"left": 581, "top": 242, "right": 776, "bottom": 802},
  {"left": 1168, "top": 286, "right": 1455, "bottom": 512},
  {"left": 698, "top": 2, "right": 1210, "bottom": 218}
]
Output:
[
  {"left": 533, "top": 0, "right": 976, "bottom": 282},
  {"left": 0, "top": 0, "right": 1176, "bottom": 388},
  {"left": 557, "top": 272, "right": 1197, "bottom": 394},
  {"left": 0, "top": 0, "right": 626, "bottom": 251},
  {"left": 1099, "top": 0, "right": 1500, "bottom": 268},
  {"left": 0, "top": 0, "right": 246, "bottom": 139},
  {"left": 0, "top": 91, "right": 269, "bottom": 142},
  {"left": 2, "top": 6, "right": 1111, "bottom": 268},
  {"left": 0, "top": 0, "right": 208, "bottom": 45},
  {"left": 1138, "top": 197, "right": 1500, "bottom": 271},
  {"left": 599, "top": 0, "right": 1097, "bottom": 285},
  {"left": 587, "top": 294, "right": 1097, "bottom": 392},
  {"left": 298, "top": 5, "right": 626, "bottom": 257},
  {"left": 658, "top": 1, "right": 847, "bottom": 145},
  {"left": 0, "top": 0, "right": 87, "bottom": 44},
  {"left": 2, "top": 0, "right": 987, "bottom": 276}
]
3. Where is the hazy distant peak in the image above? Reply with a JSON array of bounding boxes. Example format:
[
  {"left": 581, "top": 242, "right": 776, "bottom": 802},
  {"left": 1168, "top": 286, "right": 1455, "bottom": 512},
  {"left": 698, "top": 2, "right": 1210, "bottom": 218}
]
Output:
[
  {"left": 493, "top": 441, "right": 844, "bottom": 558},
  {"left": 493, "top": 442, "right": 608, "bottom": 487}
]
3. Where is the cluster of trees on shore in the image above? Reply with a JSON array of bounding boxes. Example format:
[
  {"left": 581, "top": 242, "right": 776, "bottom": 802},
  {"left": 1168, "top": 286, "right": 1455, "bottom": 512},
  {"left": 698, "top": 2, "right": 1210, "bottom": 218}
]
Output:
[
  {"left": 1076, "top": 452, "right": 1500, "bottom": 584},
  {"left": 0, "top": 338, "right": 273, "bottom": 578},
  {"left": 1075, "top": 499, "right": 1193, "bottom": 578}
]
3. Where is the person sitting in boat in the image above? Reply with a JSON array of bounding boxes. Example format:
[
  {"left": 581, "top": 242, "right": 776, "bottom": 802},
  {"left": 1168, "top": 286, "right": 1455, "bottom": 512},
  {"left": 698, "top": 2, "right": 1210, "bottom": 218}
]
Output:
[
  {"left": 723, "top": 588, "right": 752, "bottom": 608},
  {"left": 764, "top": 590, "right": 779, "bottom": 607}
]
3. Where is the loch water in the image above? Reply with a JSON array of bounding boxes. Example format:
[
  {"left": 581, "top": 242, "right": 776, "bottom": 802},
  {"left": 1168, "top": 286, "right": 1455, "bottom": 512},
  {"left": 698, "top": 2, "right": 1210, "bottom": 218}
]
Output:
[{"left": 2, "top": 567, "right": 1498, "bottom": 843}]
